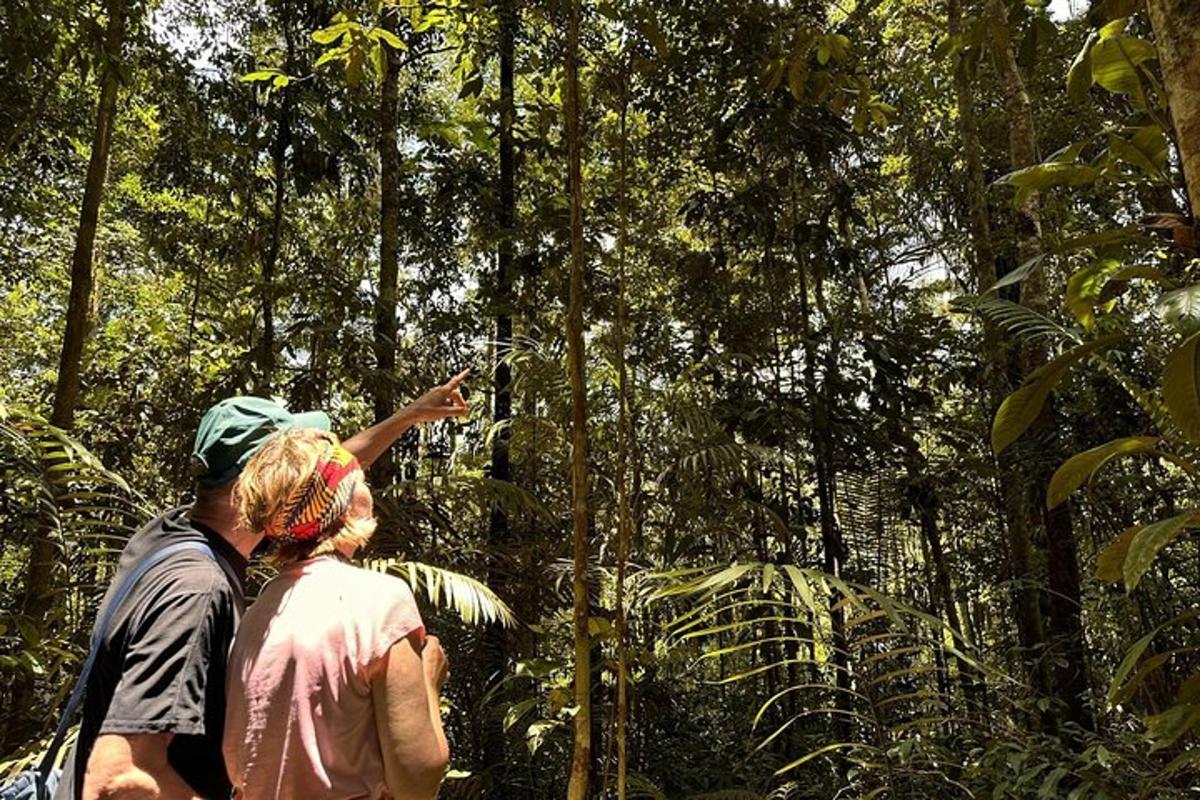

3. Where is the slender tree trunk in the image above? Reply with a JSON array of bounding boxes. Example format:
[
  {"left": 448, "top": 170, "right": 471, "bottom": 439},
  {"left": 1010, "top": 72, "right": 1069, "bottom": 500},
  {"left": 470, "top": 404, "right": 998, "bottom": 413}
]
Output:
[
  {"left": 259, "top": 2, "right": 294, "bottom": 393},
  {"left": 11, "top": 0, "right": 128, "bottom": 749},
  {"left": 789, "top": 175, "right": 850, "bottom": 761},
  {"left": 374, "top": 5, "right": 402, "bottom": 480},
  {"left": 1145, "top": 0, "right": 1200, "bottom": 222},
  {"left": 483, "top": 0, "right": 517, "bottom": 790},
  {"left": 564, "top": 0, "right": 593, "bottom": 794},
  {"left": 988, "top": 0, "right": 1092, "bottom": 734},
  {"left": 948, "top": 0, "right": 1053, "bottom": 714},
  {"left": 51, "top": 0, "right": 127, "bottom": 430},
  {"left": 613, "top": 66, "right": 633, "bottom": 800}
]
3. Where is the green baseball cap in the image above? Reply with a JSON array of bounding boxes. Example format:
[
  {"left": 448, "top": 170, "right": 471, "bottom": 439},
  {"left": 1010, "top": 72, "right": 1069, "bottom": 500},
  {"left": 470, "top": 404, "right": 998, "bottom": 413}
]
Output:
[{"left": 191, "top": 397, "right": 331, "bottom": 487}]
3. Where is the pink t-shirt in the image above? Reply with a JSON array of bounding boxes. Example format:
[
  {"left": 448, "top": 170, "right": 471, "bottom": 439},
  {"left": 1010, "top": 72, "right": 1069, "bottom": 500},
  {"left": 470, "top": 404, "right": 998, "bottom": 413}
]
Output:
[{"left": 224, "top": 556, "right": 425, "bottom": 800}]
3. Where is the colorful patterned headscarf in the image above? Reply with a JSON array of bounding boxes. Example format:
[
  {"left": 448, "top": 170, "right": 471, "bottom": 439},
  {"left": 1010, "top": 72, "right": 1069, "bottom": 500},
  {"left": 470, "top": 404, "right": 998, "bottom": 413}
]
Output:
[{"left": 264, "top": 432, "right": 364, "bottom": 545}]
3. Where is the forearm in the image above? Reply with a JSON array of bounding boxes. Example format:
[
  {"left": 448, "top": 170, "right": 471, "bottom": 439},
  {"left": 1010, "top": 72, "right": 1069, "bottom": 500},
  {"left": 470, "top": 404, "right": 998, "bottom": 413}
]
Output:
[
  {"left": 84, "top": 735, "right": 198, "bottom": 800},
  {"left": 342, "top": 408, "right": 417, "bottom": 468},
  {"left": 373, "top": 640, "right": 450, "bottom": 800},
  {"left": 424, "top": 681, "right": 450, "bottom": 766}
]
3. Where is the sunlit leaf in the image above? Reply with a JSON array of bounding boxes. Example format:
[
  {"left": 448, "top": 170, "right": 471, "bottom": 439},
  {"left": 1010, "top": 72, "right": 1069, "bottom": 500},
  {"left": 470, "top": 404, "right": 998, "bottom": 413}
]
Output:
[
  {"left": 1047, "top": 436, "right": 1159, "bottom": 509},
  {"left": 992, "top": 335, "right": 1124, "bottom": 454}
]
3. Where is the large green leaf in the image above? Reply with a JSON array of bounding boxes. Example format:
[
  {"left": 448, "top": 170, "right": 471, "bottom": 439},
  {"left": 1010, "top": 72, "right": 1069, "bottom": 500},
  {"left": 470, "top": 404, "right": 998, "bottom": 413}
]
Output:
[
  {"left": 1065, "top": 33, "right": 1096, "bottom": 104},
  {"left": 1124, "top": 510, "right": 1200, "bottom": 591},
  {"left": 1158, "top": 285, "right": 1200, "bottom": 337},
  {"left": 1096, "top": 524, "right": 1143, "bottom": 583},
  {"left": 1162, "top": 331, "right": 1200, "bottom": 442},
  {"left": 1146, "top": 703, "right": 1200, "bottom": 751},
  {"left": 992, "top": 335, "right": 1125, "bottom": 454},
  {"left": 1090, "top": 34, "right": 1156, "bottom": 101},
  {"left": 1046, "top": 436, "right": 1159, "bottom": 509},
  {"left": 997, "top": 161, "right": 1101, "bottom": 193},
  {"left": 1097, "top": 265, "right": 1176, "bottom": 303}
]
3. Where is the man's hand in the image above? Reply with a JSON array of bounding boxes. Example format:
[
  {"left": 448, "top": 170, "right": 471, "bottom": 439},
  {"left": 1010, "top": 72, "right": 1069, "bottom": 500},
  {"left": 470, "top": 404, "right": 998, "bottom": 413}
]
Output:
[
  {"left": 403, "top": 370, "right": 470, "bottom": 425},
  {"left": 421, "top": 635, "right": 449, "bottom": 692}
]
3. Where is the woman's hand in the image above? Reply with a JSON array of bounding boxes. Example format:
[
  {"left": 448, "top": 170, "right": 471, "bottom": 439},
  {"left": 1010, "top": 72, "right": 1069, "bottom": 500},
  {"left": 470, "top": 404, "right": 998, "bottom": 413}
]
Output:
[{"left": 403, "top": 370, "right": 470, "bottom": 424}]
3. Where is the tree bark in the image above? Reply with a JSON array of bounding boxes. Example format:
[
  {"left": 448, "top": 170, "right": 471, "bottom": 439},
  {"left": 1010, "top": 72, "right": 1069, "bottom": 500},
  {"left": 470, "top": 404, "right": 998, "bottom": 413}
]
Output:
[
  {"left": 374, "top": 5, "right": 402, "bottom": 480},
  {"left": 51, "top": 0, "right": 127, "bottom": 430},
  {"left": 988, "top": 0, "right": 1092, "bottom": 735},
  {"left": 789, "top": 175, "right": 850, "bottom": 757},
  {"left": 564, "top": 0, "right": 593, "bottom": 794},
  {"left": 613, "top": 66, "right": 633, "bottom": 800},
  {"left": 483, "top": 0, "right": 517, "bottom": 790},
  {"left": 14, "top": 0, "right": 129, "bottom": 745},
  {"left": 259, "top": 1, "right": 294, "bottom": 393},
  {"left": 1145, "top": 0, "right": 1200, "bottom": 223}
]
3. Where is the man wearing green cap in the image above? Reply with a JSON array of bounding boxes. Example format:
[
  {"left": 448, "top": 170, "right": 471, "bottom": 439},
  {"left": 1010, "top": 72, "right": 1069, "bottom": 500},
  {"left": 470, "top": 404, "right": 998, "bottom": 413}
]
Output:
[{"left": 55, "top": 372, "right": 469, "bottom": 800}]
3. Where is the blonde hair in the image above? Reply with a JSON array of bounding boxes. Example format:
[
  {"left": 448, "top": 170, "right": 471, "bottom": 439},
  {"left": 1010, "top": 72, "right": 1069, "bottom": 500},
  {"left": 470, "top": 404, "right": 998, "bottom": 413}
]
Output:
[{"left": 234, "top": 428, "right": 377, "bottom": 566}]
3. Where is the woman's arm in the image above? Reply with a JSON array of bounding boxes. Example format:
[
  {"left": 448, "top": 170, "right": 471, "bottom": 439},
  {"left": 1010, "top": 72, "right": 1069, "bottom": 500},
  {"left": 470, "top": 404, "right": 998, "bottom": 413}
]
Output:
[
  {"left": 371, "top": 633, "right": 450, "bottom": 800},
  {"left": 343, "top": 371, "right": 469, "bottom": 468}
]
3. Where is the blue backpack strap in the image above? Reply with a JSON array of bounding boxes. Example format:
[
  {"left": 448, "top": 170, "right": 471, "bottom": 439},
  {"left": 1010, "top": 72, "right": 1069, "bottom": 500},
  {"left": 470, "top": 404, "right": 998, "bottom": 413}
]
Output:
[{"left": 36, "top": 540, "right": 216, "bottom": 781}]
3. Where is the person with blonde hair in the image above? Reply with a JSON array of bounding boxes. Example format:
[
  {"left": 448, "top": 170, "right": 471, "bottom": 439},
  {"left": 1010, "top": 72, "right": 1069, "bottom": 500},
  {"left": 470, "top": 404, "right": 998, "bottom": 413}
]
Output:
[{"left": 223, "top": 428, "right": 450, "bottom": 800}]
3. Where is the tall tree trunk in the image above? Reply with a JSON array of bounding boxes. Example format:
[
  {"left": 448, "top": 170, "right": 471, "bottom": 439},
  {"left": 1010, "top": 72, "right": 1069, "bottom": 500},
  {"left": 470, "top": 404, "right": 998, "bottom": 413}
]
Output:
[
  {"left": 564, "top": 0, "right": 593, "bottom": 794},
  {"left": 1145, "top": 0, "right": 1200, "bottom": 222},
  {"left": 374, "top": 5, "right": 402, "bottom": 480},
  {"left": 789, "top": 175, "right": 850, "bottom": 761},
  {"left": 51, "top": 0, "right": 127, "bottom": 430},
  {"left": 12, "top": 0, "right": 128, "bottom": 750},
  {"left": 948, "top": 0, "right": 1052, "bottom": 714},
  {"left": 988, "top": 0, "right": 1092, "bottom": 735},
  {"left": 613, "top": 65, "right": 633, "bottom": 800},
  {"left": 483, "top": 0, "right": 517, "bottom": 790},
  {"left": 260, "top": 2, "right": 294, "bottom": 393}
]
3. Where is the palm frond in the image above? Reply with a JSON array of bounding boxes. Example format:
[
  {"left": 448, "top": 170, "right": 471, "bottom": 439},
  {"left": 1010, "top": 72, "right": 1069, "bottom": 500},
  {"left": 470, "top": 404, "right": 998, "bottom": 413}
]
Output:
[
  {"left": 953, "top": 296, "right": 1078, "bottom": 345},
  {"left": 365, "top": 558, "right": 517, "bottom": 628}
]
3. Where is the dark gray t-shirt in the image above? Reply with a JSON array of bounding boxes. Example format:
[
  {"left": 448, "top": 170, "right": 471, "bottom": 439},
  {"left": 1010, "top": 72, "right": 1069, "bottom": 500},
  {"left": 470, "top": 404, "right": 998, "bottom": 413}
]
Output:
[{"left": 54, "top": 508, "right": 247, "bottom": 800}]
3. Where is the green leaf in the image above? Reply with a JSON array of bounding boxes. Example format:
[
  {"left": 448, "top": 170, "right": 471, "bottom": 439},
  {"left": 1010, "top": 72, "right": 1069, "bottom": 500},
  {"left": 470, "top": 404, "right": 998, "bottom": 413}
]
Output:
[
  {"left": 239, "top": 69, "right": 281, "bottom": 83},
  {"left": 992, "top": 335, "right": 1125, "bottom": 454},
  {"left": 1097, "top": 265, "right": 1176, "bottom": 303},
  {"left": 1162, "top": 331, "right": 1200, "bottom": 442},
  {"left": 1090, "top": 35, "right": 1156, "bottom": 101},
  {"left": 1098, "top": 18, "right": 1128, "bottom": 39},
  {"left": 312, "top": 21, "right": 353, "bottom": 45},
  {"left": 1146, "top": 703, "right": 1200, "bottom": 751},
  {"left": 1064, "top": 258, "right": 1119, "bottom": 330},
  {"left": 1108, "top": 610, "right": 1200, "bottom": 703},
  {"left": 787, "top": 57, "right": 808, "bottom": 101},
  {"left": 370, "top": 27, "right": 407, "bottom": 50},
  {"left": 775, "top": 742, "right": 872, "bottom": 775},
  {"left": 315, "top": 47, "right": 346, "bottom": 68},
  {"left": 1158, "top": 285, "right": 1200, "bottom": 337},
  {"left": 997, "top": 162, "right": 1101, "bottom": 193},
  {"left": 1124, "top": 511, "right": 1200, "bottom": 591},
  {"left": 1096, "top": 524, "right": 1141, "bottom": 583},
  {"left": 987, "top": 254, "right": 1043, "bottom": 293},
  {"left": 1056, "top": 225, "right": 1141, "bottom": 254},
  {"left": 1066, "top": 33, "right": 1096, "bottom": 103},
  {"left": 1047, "top": 436, "right": 1159, "bottom": 509}
]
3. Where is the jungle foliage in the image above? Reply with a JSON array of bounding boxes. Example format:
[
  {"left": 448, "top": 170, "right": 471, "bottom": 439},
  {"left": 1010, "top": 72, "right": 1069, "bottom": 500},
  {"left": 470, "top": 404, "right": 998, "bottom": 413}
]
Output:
[{"left": 3, "top": 0, "right": 1200, "bottom": 797}]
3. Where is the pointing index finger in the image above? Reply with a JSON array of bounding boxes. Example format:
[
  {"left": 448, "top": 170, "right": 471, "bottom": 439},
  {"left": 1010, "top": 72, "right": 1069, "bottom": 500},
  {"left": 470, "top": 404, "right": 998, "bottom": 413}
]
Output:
[{"left": 445, "top": 368, "right": 471, "bottom": 390}]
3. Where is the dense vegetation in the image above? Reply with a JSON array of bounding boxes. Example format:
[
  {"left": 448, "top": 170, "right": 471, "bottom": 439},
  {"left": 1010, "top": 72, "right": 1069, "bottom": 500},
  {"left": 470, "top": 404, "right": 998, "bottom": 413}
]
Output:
[{"left": 3, "top": 0, "right": 1200, "bottom": 796}]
